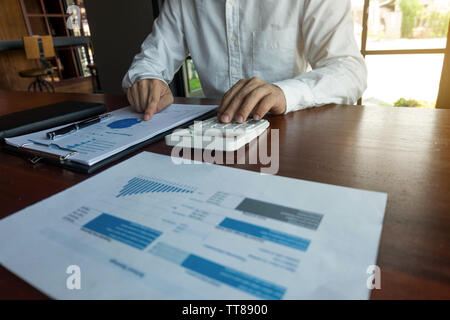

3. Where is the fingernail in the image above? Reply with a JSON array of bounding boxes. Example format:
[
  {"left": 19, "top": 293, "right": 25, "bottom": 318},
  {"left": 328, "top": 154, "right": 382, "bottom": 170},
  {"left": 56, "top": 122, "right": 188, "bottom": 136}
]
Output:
[
  {"left": 253, "top": 114, "right": 261, "bottom": 120},
  {"left": 236, "top": 115, "right": 244, "bottom": 123},
  {"left": 144, "top": 114, "right": 151, "bottom": 121},
  {"left": 221, "top": 114, "right": 230, "bottom": 123}
]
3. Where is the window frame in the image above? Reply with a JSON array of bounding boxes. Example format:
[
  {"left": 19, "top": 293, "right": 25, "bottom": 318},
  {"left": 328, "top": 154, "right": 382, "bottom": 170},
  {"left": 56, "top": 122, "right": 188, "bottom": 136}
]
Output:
[{"left": 358, "top": 0, "right": 447, "bottom": 105}]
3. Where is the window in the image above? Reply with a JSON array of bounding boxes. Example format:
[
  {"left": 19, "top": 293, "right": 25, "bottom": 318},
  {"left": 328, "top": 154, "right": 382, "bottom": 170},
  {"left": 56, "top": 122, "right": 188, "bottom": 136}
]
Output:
[
  {"left": 351, "top": 0, "right": 449, "bottom": 107},
  {"left": 182, "top": 58, "right": 204, "bottom": 97}
]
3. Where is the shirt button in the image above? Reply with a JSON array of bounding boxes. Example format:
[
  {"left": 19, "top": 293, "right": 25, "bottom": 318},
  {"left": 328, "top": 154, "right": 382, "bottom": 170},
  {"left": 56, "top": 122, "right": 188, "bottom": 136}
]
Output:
[
  {"left": 232, "top": 70, "right": 238, "bottom": 76},
  {"left": 229, "top": 0, "right": 235, "bottom": 5},
  {"left": 231, "top": 34, "right": 237, "bottom": 42}
]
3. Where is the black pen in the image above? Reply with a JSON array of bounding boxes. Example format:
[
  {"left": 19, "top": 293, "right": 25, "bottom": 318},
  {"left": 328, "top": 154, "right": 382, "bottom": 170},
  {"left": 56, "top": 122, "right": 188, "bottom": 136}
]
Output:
[{"left": 46, "top": 114, "right": 111, "bottom": 140}]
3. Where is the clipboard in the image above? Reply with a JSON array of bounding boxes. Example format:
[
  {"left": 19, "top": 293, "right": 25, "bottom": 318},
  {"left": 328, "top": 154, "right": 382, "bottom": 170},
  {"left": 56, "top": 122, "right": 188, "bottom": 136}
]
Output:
[
  {"left": 0, "top": 100, "right": 107, "bottom": 139},
  {"left": 1, "top": 109, "right": 217, "bottom": 174}
]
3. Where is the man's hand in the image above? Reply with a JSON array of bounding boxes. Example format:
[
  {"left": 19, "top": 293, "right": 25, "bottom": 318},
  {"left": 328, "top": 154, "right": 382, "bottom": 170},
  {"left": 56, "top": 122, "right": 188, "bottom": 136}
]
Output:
[
  {"left": 126, "top": 79, "right": 174, "bottom": 121},
  {"left": 218, "top": 77, "right": 287, "bottom": 123}
]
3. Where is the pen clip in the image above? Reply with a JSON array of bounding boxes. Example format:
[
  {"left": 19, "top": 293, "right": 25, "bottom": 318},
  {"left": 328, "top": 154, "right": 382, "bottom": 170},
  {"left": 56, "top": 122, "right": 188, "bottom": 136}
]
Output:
[
  {"left": 19, "top": 141, "right": 78, "bottom": 164},
  {"left": 47, "top": 113, "right": 112, "bottom": 140},
  {"left": 30, "top": 156, "right": 43, "bottom": 165}
]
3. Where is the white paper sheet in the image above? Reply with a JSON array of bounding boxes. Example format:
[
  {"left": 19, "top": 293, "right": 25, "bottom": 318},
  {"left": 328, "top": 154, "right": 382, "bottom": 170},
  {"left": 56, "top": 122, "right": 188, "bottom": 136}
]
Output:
[
  {"left": 5, "top": 104, "right": 217, "bottom": 166},
  {"left": 0, "top": 152, "right": 387, "bottom": 299}
]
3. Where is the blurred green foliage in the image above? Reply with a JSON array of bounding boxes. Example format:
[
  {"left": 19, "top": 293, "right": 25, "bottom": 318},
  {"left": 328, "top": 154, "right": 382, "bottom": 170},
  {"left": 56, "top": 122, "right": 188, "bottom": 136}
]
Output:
[
  {"left": 399, "top": 0, "right": 422, "bottom": 38},
  {"left": 394, "top": 97, "right": 420, "bottom": 107},
  {"left": 423, "top": 10, "right": 450, "bottom": 38},
  {"left": 398, "top": 0, "right": 449, "bottom": 38},
  {"left": 394, "top": 98, "right": 436, "bottom": 108},
  {"left": 189, "top": 78, "right": 201, "bottom": 91}
]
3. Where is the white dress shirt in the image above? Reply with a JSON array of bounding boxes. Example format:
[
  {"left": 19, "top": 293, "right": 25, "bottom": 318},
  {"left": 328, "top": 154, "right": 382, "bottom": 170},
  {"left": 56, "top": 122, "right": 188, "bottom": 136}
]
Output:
[{"left": 122, "top": 0, "right": 367, "bottom": 113}]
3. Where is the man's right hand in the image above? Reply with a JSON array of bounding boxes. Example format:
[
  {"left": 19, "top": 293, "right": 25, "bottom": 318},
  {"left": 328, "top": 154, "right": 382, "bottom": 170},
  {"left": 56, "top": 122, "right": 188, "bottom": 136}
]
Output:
[{"left": 126, "top": 79, "right": 174, "bottom": 121}]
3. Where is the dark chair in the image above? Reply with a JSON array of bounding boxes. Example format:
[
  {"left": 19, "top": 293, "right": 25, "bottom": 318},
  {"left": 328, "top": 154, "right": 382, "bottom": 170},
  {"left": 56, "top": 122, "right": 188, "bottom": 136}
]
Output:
[{"left": 19, "top": 36, "right": 57, "bottom": 93}]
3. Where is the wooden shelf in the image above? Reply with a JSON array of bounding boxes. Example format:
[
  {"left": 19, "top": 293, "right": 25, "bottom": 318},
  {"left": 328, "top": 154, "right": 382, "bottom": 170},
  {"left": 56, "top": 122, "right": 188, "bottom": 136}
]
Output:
[{"left": 19, "top": 0, "right": 93, "bottom": 82}]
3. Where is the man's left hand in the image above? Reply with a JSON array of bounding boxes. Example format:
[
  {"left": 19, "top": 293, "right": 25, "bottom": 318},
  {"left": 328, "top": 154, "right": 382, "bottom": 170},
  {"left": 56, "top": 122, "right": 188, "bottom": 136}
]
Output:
[{"left": 218, "top": 77, "right": 287, "bottom": 123}]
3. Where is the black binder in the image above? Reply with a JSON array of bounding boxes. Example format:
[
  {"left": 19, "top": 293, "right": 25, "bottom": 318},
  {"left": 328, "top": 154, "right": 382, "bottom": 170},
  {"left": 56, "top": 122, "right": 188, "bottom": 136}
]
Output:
[
  {"left": 0, "top": 100, "right": 107, "bottom": 139},
  {"left": 0, "top": 100, "right": 216, "bottom": 174}
]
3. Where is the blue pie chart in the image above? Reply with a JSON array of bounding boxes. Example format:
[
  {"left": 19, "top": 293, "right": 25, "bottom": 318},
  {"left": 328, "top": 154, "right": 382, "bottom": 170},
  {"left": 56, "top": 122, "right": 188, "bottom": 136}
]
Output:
[{"left": 107, "top": 118, "right": 142, "bottom": 129}]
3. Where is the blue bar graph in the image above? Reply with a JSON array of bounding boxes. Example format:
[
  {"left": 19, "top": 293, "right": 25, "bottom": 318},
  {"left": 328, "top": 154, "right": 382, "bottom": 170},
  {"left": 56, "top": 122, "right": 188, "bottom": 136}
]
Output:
[
  {"left": 182, "top": 254, "right": 286, "bottom": 300},
  {"left": 83, "top": 213, "right": 162, "bottom": 250},
  {"left": 65, "top": 138, "right": 116, "bottom": 155},
  {"left": 117, "top": 177, "right": 195, "bottom": 198},
  {"left": 150, "top": 242, "right": 286, "bottom": 300},
  {"left": 219, "top": 218, "right": 310, "bottom": 251}
]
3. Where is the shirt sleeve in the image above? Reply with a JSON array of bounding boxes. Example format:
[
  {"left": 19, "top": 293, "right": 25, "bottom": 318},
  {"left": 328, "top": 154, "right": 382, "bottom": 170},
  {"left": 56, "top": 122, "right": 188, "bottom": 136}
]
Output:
[
  {"left": 273, "top": 0, "right": 367, "bottom": 113},
  {"left": 122, "top": 0, "right": 188, "bottom": 89}
]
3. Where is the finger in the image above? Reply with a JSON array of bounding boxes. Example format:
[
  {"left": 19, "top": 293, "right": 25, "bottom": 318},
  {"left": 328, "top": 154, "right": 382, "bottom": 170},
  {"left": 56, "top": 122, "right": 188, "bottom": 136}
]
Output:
[
  {"left": 221, "top": 80, "right": 265, "bottom": 123},
  {"left": 235, "top": 86, "right": 272, "bottom": 123},
  {"left": 126, "top": 89, "right": 136, "bottom": 109},
  {"left": 157, "top": 91, "right": 174, "bottom": 112},
  {"left": 131, "top": 84, "right": 142, "bottom": 111},
  {"left": 137, "top": 80, "right": 149, "bottom": 112},
  {"left": 144, "top": 83, "right": 162, "bottom": 121},
  {"left": 218, "top": 79, "right": 249, "bottom": 116},
  {"left": 253, "top": 95, "right": 277, "bottom": 120}
]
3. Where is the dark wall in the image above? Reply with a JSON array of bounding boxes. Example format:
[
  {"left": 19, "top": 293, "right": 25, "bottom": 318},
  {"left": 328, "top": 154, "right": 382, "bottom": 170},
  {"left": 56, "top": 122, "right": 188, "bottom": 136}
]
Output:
[{"left": 84, "top": 0, "right": 156, "bottom": 94}]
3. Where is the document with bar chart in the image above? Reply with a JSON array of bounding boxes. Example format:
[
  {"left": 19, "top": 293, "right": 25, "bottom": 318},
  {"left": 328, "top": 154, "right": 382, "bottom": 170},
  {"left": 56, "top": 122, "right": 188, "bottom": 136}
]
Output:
[
  {"left": 4, "top": 104, "right": 217, "bottom": 166},
  {"left": 0, "top": 152, "right": 387, "bottom": 299}
]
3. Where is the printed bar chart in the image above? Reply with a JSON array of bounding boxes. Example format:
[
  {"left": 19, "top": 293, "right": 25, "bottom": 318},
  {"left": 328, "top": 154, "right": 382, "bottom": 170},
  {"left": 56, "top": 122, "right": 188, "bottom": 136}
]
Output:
[
  {"left": 65, "top": 138, "right": 116, "bottom": 155},
  {"left": 219, "top": 218, "right": 311, "bottom": 251},
  {"left": 83, "top": 213, "right": 162, "bottom": 250},
  {"left": 149, "top": 242, "right": 287, "bottom": 300},
  {"left": 235, "top": 198, "right": 323, "bottom": 230},
  {"left": 117, "top": 177, "right": 195, "bottom": 198}
]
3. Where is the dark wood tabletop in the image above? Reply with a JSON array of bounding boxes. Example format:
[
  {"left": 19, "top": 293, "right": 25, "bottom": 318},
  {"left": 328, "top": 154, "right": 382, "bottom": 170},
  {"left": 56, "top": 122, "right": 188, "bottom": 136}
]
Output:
[{"left": 0, "top": 90, "right": 449, "bottom": 300}]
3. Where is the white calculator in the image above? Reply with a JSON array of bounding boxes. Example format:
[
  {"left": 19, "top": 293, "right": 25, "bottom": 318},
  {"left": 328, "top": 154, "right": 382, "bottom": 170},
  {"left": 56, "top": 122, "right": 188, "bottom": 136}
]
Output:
[{"left": 165, "top": 117, "right": 270, "bottom": 151}]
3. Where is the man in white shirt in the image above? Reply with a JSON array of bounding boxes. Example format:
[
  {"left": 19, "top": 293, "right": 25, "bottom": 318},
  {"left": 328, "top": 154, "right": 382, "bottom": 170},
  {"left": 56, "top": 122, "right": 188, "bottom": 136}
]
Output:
[{"left": 123, "top": 0, "right": 367, "bottom": 123}]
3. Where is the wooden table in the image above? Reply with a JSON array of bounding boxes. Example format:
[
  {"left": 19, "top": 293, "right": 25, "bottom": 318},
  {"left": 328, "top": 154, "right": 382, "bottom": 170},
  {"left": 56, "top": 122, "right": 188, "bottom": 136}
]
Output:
[{"left": 0, "top": 90, "right": 449, "bottom": 299}]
